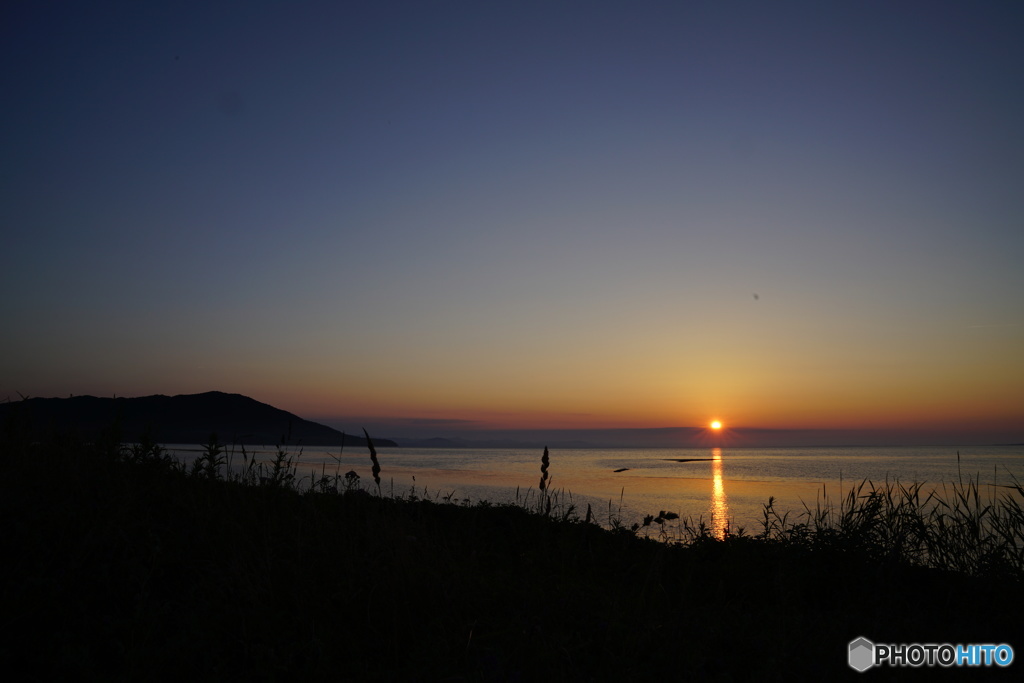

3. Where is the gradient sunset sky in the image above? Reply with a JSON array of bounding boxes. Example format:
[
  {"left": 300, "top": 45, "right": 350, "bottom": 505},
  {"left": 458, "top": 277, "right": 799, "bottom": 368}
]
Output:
[{"left": 3, "top": 1, "right": 1023, "bottom": 444}]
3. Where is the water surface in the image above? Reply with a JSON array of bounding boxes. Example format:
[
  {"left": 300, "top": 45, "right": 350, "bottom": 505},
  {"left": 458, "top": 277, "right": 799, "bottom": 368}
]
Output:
[{"left": 176, "top": 444, "right": 1024, "bottom": 534}]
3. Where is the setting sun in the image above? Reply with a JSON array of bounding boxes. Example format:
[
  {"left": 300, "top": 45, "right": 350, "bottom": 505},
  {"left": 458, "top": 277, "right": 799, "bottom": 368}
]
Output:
[{"left": 710, "top": 420, "right": 723, "bottom": 430}]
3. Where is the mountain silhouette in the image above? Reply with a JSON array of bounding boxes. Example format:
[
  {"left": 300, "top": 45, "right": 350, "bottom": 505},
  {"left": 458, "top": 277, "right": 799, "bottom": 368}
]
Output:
[{"left": 1, "top": 391, "right": 396, "bottom": 447}]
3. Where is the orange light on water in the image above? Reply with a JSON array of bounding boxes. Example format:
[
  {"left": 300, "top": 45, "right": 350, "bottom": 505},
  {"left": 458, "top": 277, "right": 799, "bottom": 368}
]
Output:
[{"left": 710, "top": 447, "right": 729, "bottom": 540}]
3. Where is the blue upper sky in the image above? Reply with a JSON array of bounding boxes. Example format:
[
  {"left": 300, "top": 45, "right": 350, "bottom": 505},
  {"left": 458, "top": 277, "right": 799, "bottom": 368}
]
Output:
[{"left": 3, "top": 1, "right": 1023, "bottom": 443}]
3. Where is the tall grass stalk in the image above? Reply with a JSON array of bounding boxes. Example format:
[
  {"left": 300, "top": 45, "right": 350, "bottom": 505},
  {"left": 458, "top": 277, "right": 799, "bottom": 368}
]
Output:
[{"left": 363, "top": 428, "right": 381, "bottom": 492}]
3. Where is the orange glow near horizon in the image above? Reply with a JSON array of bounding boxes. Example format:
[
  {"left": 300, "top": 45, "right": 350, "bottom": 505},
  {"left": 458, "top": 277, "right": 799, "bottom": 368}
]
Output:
[
  {"left": 133, "top": 356, "right": 1023, "bottom": 440},
  {"left": 135, "top": 377, "right": 1018, "bottom": 438},
  {"left": 294, "top": 394, "right": 1023, "bottom": 437},
  {"left": 280, "top": 364, "right": 1023, "bottom": 433},
  {"left": 197, "top": 331, "right": 1024, "bottom": 437}
]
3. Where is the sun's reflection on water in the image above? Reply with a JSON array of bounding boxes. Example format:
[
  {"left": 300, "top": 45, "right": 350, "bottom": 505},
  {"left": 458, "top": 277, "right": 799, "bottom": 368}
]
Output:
[{"left": 711, "top": 447, "right": 729, "bottom": 539}]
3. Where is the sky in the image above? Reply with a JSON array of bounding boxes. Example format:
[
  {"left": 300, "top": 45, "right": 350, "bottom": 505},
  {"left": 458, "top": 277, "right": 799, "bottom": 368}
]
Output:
[{"left": 3, "top": 1, "right": 1023, "bottom": 445}]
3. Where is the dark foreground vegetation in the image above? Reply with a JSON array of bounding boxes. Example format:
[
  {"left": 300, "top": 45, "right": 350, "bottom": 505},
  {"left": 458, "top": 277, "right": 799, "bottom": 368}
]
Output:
[{"left": 2, "top": 414, "right": 1022, "bottom": 680}]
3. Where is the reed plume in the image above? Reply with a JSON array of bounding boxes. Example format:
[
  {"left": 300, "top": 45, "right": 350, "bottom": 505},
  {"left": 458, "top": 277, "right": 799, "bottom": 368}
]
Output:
[
  {"left": 539, "top": 446, "right": 550, "bottom": 491},
  {"left": 363, "top": 428, "right": 381, "bottom": 489}
]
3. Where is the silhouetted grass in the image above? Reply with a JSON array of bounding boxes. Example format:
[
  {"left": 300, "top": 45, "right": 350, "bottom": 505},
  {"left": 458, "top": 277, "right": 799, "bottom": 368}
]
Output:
[
  {"left": 2, "top": 411, "right": 1022, "bottom": 680},
  {"left": 638, "top": 473, "right": 1024, "bottom": 580}
]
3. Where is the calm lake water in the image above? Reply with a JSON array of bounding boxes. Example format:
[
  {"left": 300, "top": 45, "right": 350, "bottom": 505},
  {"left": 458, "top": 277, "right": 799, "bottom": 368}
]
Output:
[{"left": 172, "top": 443, "right": 1024, "bottom": 535}]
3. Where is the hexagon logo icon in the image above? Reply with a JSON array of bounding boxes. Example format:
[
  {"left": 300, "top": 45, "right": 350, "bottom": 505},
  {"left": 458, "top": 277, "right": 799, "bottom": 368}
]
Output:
[{"left": 849, "top": 637, "right": 875, "bottom": 672}]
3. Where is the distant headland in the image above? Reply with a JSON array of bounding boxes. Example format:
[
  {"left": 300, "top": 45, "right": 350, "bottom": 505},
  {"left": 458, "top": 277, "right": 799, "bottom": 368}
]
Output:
[{"left": 0, "top": 391, "right": 397, "bottom": 448}]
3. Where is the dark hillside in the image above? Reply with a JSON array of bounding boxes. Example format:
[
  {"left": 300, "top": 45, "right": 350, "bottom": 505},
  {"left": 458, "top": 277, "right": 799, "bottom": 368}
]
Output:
[{"left": 0, "top": 391, "right": 396, "bottom": 447}]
